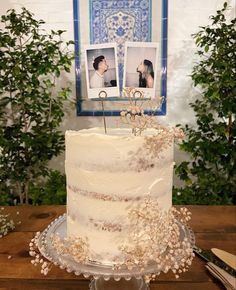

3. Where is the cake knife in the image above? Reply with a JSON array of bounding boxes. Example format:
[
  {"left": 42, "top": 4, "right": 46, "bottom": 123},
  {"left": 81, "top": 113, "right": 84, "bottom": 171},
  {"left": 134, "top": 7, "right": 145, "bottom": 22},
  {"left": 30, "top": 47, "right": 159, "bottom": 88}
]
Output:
[
  {"left": 193, "top": 246, "right": 236, "bottom": 277},
  {"left": 211, "top": 248, "right": 236, "bottom": 271}
]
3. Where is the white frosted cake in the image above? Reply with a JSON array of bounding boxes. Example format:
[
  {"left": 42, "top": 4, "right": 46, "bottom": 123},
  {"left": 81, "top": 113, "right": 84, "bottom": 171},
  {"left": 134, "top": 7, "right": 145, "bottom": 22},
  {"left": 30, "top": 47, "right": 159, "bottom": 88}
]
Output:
[{"left": 65, "top": 128, "right": 174, "bottom": 264}]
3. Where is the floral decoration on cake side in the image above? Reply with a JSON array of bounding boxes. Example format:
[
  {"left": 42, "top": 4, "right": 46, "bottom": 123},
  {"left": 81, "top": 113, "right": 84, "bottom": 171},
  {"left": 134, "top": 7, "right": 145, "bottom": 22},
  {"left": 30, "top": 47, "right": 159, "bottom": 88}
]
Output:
[{"left": 113, "top": 196, "right": 194, "bottom": 282}]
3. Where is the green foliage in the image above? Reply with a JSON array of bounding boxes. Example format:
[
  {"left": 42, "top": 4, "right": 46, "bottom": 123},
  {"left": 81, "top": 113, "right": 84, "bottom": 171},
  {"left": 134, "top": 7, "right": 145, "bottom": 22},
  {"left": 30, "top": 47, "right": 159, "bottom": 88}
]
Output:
[
  {"left": 30, "top": 170, "right": 66, "bottom": 205},
  {"left": 0, "top": 8, "right": 74, "bottom": 204},
  {"left": 0, "top": 190, "right": 12, "bottom": 206},
  {"left": 0, "top": 170, "right": 66, "bottom": 205},
  {"left": 174, "top": 3, "right": 236, "bottom": 205}
]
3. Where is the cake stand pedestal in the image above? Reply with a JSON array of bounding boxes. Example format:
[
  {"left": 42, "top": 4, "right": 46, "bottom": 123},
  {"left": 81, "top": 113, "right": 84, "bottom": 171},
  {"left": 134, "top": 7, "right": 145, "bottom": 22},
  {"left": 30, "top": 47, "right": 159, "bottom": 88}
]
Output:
[
  {"left": 37, "top": 214, "right": 195, "bottom": 290},
  {"left": 89, "top": 277, "right": 148, "bottom": 290}
]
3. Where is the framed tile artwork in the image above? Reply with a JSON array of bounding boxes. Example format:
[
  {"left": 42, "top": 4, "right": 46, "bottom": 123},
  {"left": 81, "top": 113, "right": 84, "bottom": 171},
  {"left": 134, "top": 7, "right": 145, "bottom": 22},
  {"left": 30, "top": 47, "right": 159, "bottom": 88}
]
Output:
[{"left": 73, "top": 0, "right": 168, "bottom": 116}]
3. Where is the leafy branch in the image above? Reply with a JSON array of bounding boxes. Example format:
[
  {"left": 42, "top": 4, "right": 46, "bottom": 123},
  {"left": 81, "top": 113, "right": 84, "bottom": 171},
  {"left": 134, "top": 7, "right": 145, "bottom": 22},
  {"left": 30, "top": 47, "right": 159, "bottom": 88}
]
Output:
[
  {"left": 174, "top": 2, "right": 236, "bottom": 205},
  {"left": 0, "top": 8, "right": 74, "bottom": 204}
]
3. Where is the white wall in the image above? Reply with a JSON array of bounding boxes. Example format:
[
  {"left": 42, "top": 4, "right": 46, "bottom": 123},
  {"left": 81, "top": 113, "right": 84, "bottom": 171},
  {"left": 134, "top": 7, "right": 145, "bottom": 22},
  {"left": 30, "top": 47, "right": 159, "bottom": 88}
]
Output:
[{"left": 1, "top": 0, "right": 235, "bottom": 179}]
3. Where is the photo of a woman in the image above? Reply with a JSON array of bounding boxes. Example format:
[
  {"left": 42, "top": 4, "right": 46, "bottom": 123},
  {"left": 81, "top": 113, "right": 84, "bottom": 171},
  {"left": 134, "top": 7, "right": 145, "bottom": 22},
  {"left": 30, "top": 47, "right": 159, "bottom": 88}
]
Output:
[
  {"left": 123, "top": 42, "right": 159, "bottom": 98},
  {"left": 137, "top": 59, "right": 154, "bottom": 88}
]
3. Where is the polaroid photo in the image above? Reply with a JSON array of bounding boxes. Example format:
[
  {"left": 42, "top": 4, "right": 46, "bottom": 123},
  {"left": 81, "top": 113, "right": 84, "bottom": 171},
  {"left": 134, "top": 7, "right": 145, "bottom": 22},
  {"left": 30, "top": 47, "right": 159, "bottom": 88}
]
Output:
[
  {"left": 84, "top": 43, "right": 120, "bottom": 99},
  {"left": 123, "top": 42, "right": 159, "bottom": 99}
]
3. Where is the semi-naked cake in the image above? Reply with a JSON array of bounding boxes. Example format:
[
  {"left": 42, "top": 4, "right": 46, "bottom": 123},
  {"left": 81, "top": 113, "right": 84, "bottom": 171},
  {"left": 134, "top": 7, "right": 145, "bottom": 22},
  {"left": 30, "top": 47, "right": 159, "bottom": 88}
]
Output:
[{"left": 65, "top": 127, "right": 174, "bottom": 265}]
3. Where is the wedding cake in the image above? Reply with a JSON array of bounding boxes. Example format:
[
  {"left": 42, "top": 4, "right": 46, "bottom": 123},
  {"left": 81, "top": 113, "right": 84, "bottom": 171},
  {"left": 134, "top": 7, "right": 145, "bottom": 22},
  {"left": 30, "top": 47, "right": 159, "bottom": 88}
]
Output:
[{"left": 65, "top": 127, "right": 175, "bottom": 265}]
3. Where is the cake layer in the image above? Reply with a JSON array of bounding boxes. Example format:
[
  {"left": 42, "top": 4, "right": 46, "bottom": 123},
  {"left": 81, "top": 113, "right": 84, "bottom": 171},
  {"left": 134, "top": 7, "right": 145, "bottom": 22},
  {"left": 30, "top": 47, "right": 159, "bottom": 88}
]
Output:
[
  {"left": 67, "top": 186, "right": 172, "bottom": 223},
  {"left": 65, "top": 163, "right": 174, "bottom": 200},
  {"left": 65, "top": 128, "right": 174, "bottom": 172},
  {"left": 67, "top": 216, "right": 127, "bottom": 264}
]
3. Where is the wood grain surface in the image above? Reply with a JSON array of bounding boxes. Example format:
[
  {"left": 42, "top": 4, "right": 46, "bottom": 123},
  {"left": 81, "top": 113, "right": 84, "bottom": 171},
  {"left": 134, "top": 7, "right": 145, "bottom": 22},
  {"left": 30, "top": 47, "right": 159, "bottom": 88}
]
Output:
[{"left": 0, "top": 205, "right": 235, "bottom": 290}]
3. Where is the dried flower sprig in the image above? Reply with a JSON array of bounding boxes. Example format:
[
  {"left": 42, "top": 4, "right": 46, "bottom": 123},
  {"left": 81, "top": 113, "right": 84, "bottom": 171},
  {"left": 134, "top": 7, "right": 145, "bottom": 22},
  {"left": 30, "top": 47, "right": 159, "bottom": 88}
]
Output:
[
  {"left": 114, "top": 197, "right": 194, "bottom": 282},
  {"left": 29, "top": 231, "right": 90, "bottom": 276},
  {"left": 29, "top": 232, "right": 53, "bottom": 275},
  {"left": 127, "top": 126, "right": 185, "bottom": 172},
  {"left": 120, "top": 88, "right": 160, "bottom": 136},
  {"left": 0, "top": 207, "right": 21, "bottom": 238},
  {"left": 120, "top": 88, "right": 185, "bottom": 170},
  {"left": 120, "top": 88, "right": 183, "bottom": 141},
  {"left": 51, "top": 234, "right": 89, "bottom": 264}
]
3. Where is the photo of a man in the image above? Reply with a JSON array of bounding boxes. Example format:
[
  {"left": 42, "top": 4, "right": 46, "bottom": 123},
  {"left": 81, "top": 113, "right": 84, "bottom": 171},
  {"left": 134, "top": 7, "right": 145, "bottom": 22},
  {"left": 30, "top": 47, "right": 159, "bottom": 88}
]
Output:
[
  {"left": 85, "top": 43, "right": 120, "bottom": 99},
  {"left": 90, "top": 55, "right": 109, "bottom": 88}
]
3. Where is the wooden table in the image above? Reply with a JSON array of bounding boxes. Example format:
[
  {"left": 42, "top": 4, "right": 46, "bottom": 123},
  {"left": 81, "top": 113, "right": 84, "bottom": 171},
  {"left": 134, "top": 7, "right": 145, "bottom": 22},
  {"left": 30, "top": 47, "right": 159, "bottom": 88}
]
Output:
[{"left": 0, "top": 205, "right": 235, "bottom": 290}]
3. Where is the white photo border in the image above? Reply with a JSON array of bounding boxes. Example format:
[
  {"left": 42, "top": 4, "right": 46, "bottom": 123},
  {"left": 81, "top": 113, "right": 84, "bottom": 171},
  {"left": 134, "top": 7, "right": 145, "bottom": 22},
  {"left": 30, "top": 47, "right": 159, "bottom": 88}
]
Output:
[
  {"left": 123, "top": 42, "right": 159, "bottom": 99},
  {"left": 84, "top": 43, "right": 120, "bottom": 99}
]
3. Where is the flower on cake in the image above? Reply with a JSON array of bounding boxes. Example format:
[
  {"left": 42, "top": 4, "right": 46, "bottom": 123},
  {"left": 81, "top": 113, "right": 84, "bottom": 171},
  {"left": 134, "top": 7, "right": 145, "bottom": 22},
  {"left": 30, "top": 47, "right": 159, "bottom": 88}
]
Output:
[
  {"left": 118, "top": 87, "right": 185, "bottom": 171},
  {"left": 51, "top": 234, "right": 89, "bottom": 264},
  {"left": 119, "top": 88, "right": 164, "bottom": 135},
  {"left": 29, "top": 231, "right": 90, "bottom": 275},
  {"left": 114, "top": 196, "right": 195, "bottom": 282},
  {"left": 119, "top": 88, "right": 184, "bottom": 141}
]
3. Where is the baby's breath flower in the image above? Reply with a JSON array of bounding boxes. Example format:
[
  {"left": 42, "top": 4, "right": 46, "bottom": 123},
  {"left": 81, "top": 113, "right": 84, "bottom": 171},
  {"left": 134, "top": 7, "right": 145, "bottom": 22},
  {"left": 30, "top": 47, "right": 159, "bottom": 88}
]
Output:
[
  {"left": 113, "top": 197, "right": 194, "bottom": 281},
  {"left": 51, "top": 234, "right": 89, "bottom": 265},
  {"left": 29, "top": 232, "right": 53, "bottom": 276},
  {"left": 120, "top": 111, "right": 126, "bottom": 117},
  {"left": 29, "top": 230, "right": 90, "bottom": 276},
  {"left": 0, "top": 208, "right": 20, "bottom": 238}
]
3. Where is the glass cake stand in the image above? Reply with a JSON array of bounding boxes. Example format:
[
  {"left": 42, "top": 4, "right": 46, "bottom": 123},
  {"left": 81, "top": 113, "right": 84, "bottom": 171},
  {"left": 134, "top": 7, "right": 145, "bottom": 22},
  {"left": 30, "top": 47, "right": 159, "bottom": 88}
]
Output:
[{"left": 38, "top": 214, "right": 195, "bottom": 290}]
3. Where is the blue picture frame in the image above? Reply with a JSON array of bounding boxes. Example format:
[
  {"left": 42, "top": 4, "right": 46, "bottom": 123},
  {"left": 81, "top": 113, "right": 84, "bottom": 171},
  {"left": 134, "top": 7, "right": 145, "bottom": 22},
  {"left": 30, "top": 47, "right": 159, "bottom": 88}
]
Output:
[{"left": 73, "top": 0, "right": 168, "bottom": 116}]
